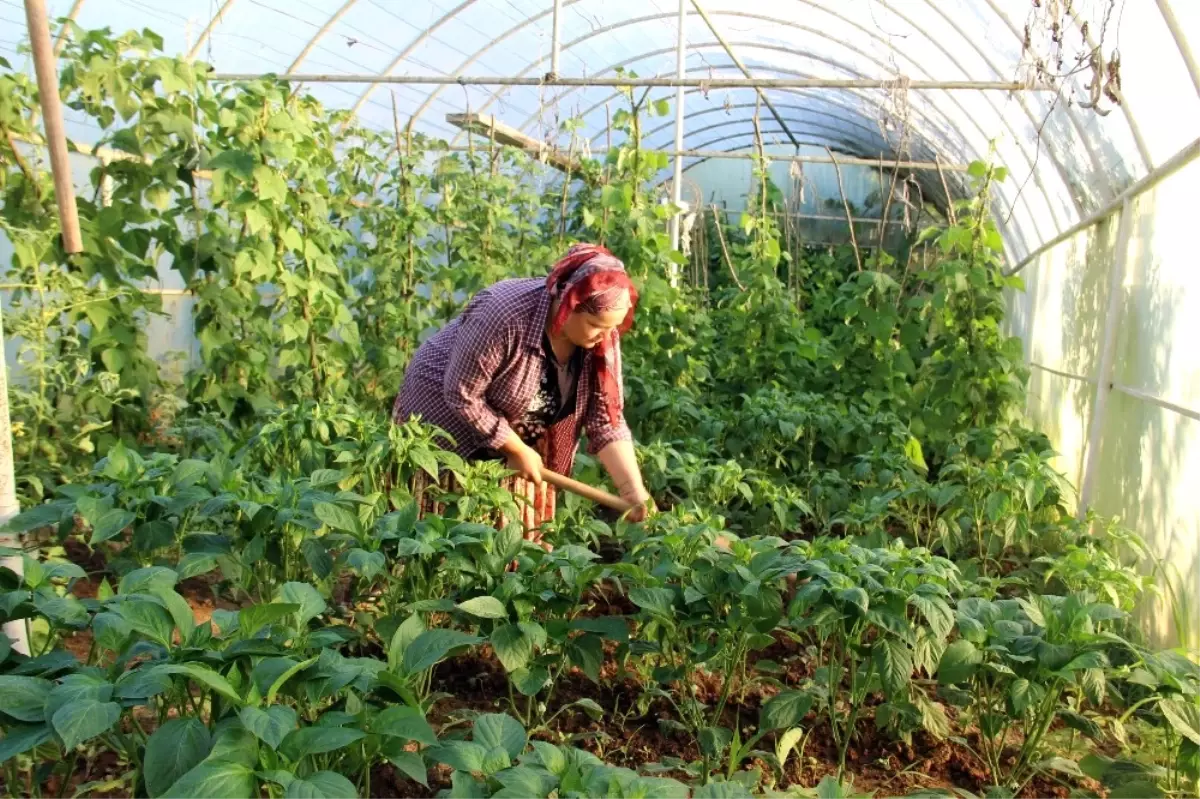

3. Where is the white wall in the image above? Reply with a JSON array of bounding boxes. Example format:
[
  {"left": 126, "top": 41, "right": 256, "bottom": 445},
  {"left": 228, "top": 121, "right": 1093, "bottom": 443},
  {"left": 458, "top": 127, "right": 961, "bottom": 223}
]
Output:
[{"left": 1008, "top": 157, "right": 1200, "bottom": 649}]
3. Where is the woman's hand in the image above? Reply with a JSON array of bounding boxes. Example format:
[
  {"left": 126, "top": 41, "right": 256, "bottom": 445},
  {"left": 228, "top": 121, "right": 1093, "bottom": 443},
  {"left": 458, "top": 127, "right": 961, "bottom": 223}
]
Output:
[
  {"left": 505, "top": 441, "right": 544, "bottom": 484},
  {"left": 619, "top": 482, "right": 653, "bottom": 523}
]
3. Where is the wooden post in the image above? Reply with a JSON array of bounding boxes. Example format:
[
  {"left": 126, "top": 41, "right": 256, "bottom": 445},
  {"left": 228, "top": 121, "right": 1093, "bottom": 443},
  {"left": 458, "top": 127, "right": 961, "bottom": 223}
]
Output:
[{"left": 24, "top": 0, "right": 83, "bottom": 254}]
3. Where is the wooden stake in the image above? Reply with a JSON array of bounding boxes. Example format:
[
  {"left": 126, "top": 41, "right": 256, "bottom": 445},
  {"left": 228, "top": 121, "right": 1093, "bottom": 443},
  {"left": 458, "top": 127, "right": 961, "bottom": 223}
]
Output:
[
  {"left": 825, "top": 146, "right": 863, "bottom": 271},
  {"left": 24, "top": 0, "right": 83, "bottom": 254}
]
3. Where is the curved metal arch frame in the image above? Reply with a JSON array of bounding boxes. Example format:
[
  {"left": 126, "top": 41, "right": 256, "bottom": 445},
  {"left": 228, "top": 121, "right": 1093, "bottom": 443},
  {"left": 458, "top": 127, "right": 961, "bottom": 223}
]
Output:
[
  {"left": 288, "top": 0, "right": 359, "bottom": 73},
  {"left": 638, "top": 102, "right": 898, "bottom": 153},
  {"left": 577, "top": 77, "right": 946, "bottom": 164},
  {"left": 684, "top": 128, "right": 863, "bottom": 158},
  {"left": 929, "top": 0, "right": 1103, "bottom": 179},
  {"left": 346, "top": 0, "right": 486, "bottom": 118},
  {"left": 530, "top": 57, "right": 1034, "bottom": 241},
  {"left": 187, "top": 0, "right": 238, "bottom": 61},
  {"left": 877, "top": 0, "right": 1090, "bottom": 218},
  {"left": 440, "top": 9, "right": 1040, "bottom": 176},
  {"left": 261, "top": 0, "right": 1198, "bottom": 249},
  {"left": 563, "top": 65, "right": 981, "bottom": 228},
  {"left": 511, "top": 44, "right": 966, "bottom": 160},
  {"left": 418, "top": 9, "right": 980, "bottom": 155},
  {"left": 438, "top": 12, "right": 1072, "bottom": 239},
  {"left": 665, "top": 126, "right": 953, "bottom": 219},
  {"left": 666, "top": 135, "right": 1022, "bottom": 257},
  {"left": 648, "top": 118, "right": 870, "bottom": 154}
]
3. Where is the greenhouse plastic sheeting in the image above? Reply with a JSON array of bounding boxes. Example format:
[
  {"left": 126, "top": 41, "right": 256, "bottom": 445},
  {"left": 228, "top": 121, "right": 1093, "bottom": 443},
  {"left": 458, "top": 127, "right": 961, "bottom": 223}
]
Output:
[{"left": 1, "top": 0, "right": 1195, "bottom": 256}]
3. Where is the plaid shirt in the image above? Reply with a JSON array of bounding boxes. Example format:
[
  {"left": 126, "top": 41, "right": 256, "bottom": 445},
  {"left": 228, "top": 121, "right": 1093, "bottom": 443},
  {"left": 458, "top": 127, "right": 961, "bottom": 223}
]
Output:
[{"left": 393, "top": 277, "right": 633, "bottom": 475}]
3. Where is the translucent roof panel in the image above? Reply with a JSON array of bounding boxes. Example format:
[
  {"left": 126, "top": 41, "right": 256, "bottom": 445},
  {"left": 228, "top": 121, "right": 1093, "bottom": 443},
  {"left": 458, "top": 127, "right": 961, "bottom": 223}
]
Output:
[{"left": 2, "top": 0, "right": 1197, "bottom": 262}]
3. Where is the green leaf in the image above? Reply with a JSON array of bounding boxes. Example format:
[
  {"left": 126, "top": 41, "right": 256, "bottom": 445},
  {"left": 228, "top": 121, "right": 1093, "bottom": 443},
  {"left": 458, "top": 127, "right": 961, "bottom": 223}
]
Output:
[
  {"left": 313, "top": 502, "right": 359, "bottom": 534},
  {"left": 937, "top": 640, "right": 982, "bottom": 685},
  {"left": 119, "top": 600, "right": 175, "bottom": 647},
  {"left": 760, "top": 690, "right": 814, "bottom": 731},
  {"left": 267, "top": 657, "right": 318, "bottom": 705},
  {"left": 88, "top": 508, "right": 137, "bottom": 544},
  {"left": 206, "top": 149, "right": 256, "bottom": 176},
  {"left": 629, "top": 587, "right": 674, "bottom": 617},
  {"left": 473, "top": 713, "right": 526, "bottom": 760},
  {"left": 52, "top": 699, "right": 121, "bottom": 750},
  {"left": 119, "top": 566, "right": 179, "bottom": 596},
  {"left": 694, "top": 783, "right": 754, "bottom": 798},
  {"left": 909, "top": 594, "right": 954, "bottom": 641},
  {"left": 698, "top": 726, "right": 732, "bottom": 758},
  {"left": 239, "top": 705, "right": 297, "bottom": 750},
  {"left": 171, "top": 459, "right": 211, "bottom": 489},
  {"left": 388, "top": 613, "right": 426, "bottom": 673},
  {"left": 653, "top": 98, "right": 671, "bottom": 117},
  {"left": 491, "top": 623, "right": 535, "bottom": 673},
  {"left": 0, "top": 724, "right": 54, "bottom": 764},
  {"left": 402, "top": 629, "right": 480, "bottom": 676},
  {"left": 154, "top": 664, "right": 244, "bottom": 706},
  {"left": 254, "top": 165, "right": 288, "bottom": 204},
  {"left": 144, "top": 719, "right": 212, "bottom": 797},
  {"left": 177, "top": 553, "right": 219, "bottom": 581},
  {"left": 874, "top": 638, "right": 914, "bottom": 700},
  {"left": 567, "top": 634, "right": 604, "bottom": 683},
  {"left": 279, "top": 727, "right": 366, "bottom": 762},
  {"left": 512, "top": 665, "right": 550, "bottom": 697},
  {"left": 164, "top": 759, "right": 258, "bottom": 799},
  {"left": 775, "top": 727, "right": 806, "bottom": 772},
  {"left": 455, "top": 596, "right": 508, "bottom": 619},
  {"left": 343, "top": 549, "right": 386, "bottom": 580},
  {"left": 481, "top": 745, "right": 512, "bottom": 776},
  {"left": 836, "top": 586, "right": 869, "bottom": 614},
  {"left": 373, "top": 705, "right": 437, "bottom": 746},
  {"left": 207, "top": 725, "right": 260, "bottom": 768},
  {"left": 431, "top": 740, "right": 488, "bottom": 773},
  {"left": 0, "top": 676, "right": 53, "bottom": 722},
  {"left": 529, "top": 741, "right": 567, "bottom": 776},
  {"left": 276, "top": 582, "right": 326, "bottom": 626},
  {"left": 904, "top": 437, "right": 928, "bottom": 471},
  {"left": 381, "top": 745, "right": 428, "bottom": 786},
  {"left": 1161, "top": 699, "right": 1200, "bottom": 745},
  {"left": 239, "top": 603, "right": 302, "bottom": 638},
  {"left": 284, "top": 771, "right": 357, "bottom": 799}
]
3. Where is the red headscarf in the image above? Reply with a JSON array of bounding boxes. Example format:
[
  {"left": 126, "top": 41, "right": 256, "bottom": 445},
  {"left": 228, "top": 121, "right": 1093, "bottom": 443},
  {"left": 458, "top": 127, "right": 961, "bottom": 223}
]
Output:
[{"left": 545, "top": 243, "right": 638, "bottom": 428}]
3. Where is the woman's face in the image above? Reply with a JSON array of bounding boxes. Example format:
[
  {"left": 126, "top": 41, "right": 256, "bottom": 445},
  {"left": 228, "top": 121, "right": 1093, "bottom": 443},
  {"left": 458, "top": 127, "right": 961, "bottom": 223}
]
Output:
[{"left": 561, "top": 300, "right": 630, "bottom": 349}]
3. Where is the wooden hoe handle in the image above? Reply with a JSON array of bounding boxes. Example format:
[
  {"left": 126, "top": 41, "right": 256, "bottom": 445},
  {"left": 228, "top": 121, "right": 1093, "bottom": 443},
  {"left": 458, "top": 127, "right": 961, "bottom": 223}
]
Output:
[{"left": 541, "top": 469, "right": 634, "bottom": 513}]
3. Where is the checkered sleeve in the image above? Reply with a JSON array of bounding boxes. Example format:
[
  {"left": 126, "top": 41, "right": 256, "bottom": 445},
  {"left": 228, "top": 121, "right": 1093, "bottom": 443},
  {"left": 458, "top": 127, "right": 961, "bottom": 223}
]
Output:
[
  {"left": 442, "top": 294, "right": 517, "bottom": 451},
  {"left": 584, "top": 335, "right": 633, "bottom": 454}
]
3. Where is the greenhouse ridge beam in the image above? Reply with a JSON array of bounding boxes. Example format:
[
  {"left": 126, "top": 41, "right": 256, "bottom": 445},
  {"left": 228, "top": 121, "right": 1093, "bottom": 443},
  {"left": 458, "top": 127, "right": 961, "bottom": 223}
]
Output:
[
  {"left": 442, "top": 142, "right": 971, "bottom": 172},
  {"left": 688, "top": 0, "right": 799, "bottom": 149},
  {"left": 209, "top": 73, "right": 1045, "bottom": 91}
]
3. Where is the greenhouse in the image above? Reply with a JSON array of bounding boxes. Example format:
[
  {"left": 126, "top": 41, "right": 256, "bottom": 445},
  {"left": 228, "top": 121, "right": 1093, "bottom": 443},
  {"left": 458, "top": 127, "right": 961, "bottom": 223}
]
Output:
[{"left": 0, "top": 0, "right": 1198, "bottom": 796}]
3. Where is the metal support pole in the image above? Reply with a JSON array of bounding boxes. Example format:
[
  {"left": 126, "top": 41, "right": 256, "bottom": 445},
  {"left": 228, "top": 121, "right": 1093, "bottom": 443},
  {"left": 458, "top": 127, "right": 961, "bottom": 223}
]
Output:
[
  {"left": 210, "top": 72, "right": 1045, "bottom": 91},
  {"left": 1155, "top": 0, "right": 1200, "bottom": 98},
  {"left": 1078, "top": 199, "right": 1133, "bottom": 518},
  {"left": 688, "top": 0, "right": 799, "bottom": 149},
  {"left": 24, "top": 0, "right": 83, "bottom": 254},
  {"left": 550, "top": 0, "right": 562, "bottom": 78},
  {"left": 669, "top": 0, "right": 686, "bottom": 257},
  {"left": 0, "top": 302, "right": 28, "bottom": 655}
]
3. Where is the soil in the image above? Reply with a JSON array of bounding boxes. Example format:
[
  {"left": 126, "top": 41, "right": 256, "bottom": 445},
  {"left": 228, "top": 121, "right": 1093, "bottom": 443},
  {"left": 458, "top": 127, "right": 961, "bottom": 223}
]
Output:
[{"left": 15, "top": 541, "right": 1099, "bottom": 799}]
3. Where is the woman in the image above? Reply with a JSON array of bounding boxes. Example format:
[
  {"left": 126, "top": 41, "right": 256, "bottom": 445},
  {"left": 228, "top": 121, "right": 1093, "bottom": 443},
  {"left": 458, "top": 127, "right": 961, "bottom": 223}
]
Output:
[{"left": 393, "top": 243, "right": 651, "bottom": 540}]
